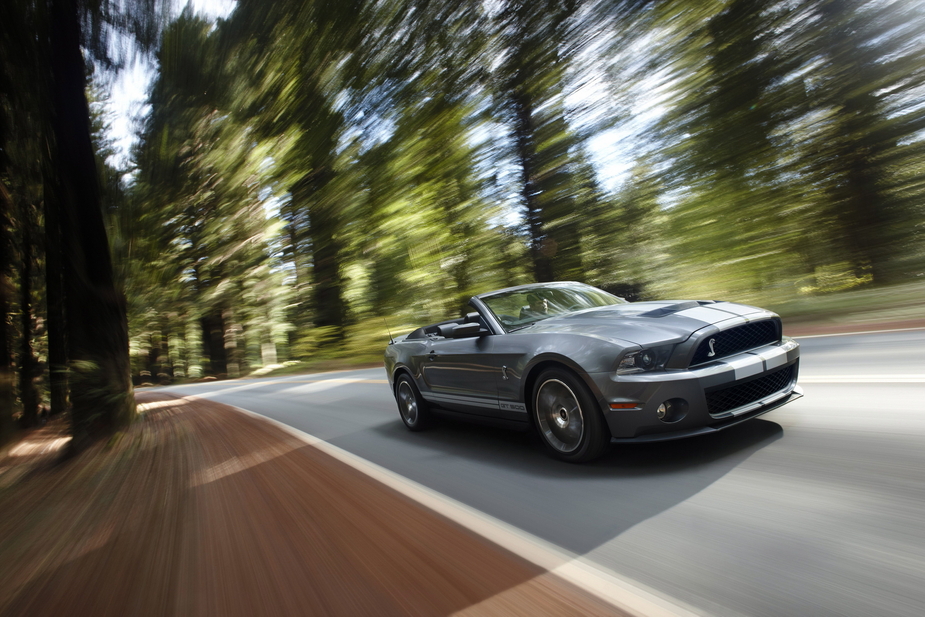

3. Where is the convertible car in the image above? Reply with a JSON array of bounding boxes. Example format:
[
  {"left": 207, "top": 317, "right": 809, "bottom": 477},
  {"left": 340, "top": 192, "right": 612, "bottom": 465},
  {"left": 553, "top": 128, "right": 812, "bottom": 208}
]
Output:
[{"left": 384, "top": 281, "right": 802, "bottom": 463}]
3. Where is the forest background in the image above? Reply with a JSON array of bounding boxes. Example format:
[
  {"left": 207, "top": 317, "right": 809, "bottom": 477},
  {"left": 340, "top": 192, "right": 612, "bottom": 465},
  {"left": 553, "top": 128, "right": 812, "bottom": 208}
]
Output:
[{"left": 1, "top": 0, "right": 924, "bottom": 445}]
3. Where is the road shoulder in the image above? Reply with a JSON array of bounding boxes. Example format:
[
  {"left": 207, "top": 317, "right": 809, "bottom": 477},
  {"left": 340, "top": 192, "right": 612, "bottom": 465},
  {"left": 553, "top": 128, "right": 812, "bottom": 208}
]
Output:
[{"left": 0, "top": 392, "right": 627, "bottom": 616}]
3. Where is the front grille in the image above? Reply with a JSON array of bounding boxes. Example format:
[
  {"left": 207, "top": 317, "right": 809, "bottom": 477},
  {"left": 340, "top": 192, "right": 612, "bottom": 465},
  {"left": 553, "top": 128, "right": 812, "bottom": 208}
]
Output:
[
  {"left": 706, "top": 364, "right": 795, "bottom": 416},
  {"left": 690, "top": 319, "right": 780, "bottom": 366}
]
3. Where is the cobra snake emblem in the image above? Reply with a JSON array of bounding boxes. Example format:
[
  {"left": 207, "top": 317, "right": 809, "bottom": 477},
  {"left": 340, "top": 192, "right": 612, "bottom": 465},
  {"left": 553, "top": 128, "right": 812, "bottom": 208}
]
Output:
[{"left": 707, "top": 338, "right": 717, "bottom": 357}]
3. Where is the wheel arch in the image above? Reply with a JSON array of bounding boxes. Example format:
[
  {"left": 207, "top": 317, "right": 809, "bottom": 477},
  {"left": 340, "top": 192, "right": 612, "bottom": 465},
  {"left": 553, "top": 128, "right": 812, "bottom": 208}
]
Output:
[
  {"left": 521, "top": 355, "right": 606, "bottom": 422},
  {"left": 391, "top": 364, "right": 415, "bottom": 395}
]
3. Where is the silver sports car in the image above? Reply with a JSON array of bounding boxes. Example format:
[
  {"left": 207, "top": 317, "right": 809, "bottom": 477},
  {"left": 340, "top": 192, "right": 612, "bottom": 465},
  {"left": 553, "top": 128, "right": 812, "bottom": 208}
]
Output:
[{"left": 384, "top": 281, "right": 802, "bottom": 463}]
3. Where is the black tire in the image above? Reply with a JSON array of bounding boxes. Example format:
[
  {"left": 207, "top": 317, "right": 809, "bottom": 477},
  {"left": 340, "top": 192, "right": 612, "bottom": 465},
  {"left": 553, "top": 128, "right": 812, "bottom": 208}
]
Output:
[
  {"left": 532, "top": 368, "right": 610, "bottom": 463},
  {"left": 395, "top": 373, "right": 430, "bottom": 431}
]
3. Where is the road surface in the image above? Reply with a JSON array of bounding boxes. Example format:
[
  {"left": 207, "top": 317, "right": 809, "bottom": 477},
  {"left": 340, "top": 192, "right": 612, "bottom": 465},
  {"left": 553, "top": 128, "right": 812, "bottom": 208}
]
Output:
[{"left": 159, "top": 328, "right": 925, "bottom": 616}]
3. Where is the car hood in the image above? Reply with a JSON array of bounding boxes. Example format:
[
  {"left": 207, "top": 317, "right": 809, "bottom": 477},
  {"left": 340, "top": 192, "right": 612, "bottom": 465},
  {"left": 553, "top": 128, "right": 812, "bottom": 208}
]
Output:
[{"left": 514, "top": 300, "right": 775, "bottom": 347}]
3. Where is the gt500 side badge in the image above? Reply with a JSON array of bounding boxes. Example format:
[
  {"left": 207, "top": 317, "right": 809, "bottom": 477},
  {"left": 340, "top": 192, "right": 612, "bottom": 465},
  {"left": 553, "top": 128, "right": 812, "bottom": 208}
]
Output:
[{"left": 500, "top": 402, "right": 526, "bottom": 412}]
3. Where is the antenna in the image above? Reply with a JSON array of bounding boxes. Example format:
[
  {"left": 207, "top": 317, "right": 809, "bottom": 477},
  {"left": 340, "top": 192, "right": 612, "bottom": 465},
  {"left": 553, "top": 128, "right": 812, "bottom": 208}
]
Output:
[{"left": 383, "top": 319, "right": 394, "bottom": 344}]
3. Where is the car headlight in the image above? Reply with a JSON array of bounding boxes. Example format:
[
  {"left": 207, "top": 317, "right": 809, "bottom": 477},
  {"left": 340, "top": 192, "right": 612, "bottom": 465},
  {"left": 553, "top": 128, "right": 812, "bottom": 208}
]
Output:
[{"left": 617, "top": 345, "right": 674, "bottom": 374}]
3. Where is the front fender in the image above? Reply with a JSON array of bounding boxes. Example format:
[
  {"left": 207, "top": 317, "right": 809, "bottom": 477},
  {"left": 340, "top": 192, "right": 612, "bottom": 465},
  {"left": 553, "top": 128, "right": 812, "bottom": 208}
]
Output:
[{"left": 519, "top": 352, "right": 609, "bottom": 406}]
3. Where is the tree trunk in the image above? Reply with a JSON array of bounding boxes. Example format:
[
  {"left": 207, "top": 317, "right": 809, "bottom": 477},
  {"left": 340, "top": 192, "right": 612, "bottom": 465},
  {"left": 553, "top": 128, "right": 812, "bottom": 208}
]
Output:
[
  {"left": 0, "top": 284, "right": 11, "bottom": 442},
  {"left": 223, "top": 308, "right": 241, "bottom": 378},
  {"left": 511, "top": 91, "right": 553, "bottom": 283},
  {"left": 159, "top": 322, "right": 171, "bottom": 381},
  {"left": 295, "top": 169, "right": 346, "bottom": 342},
  {"left": 0, "top": 184, "right": 14, "bottom": 443},
  {"left": 50, "top": 0, "right": 134, "bottom": 445},
  {"left": 200, "top": 311, "right": 227, "bottom": 375},
  {"left": 44, "top": 172, "right": 68, "bottom": 416},
  {"left": 147, "top": 333, "right": 159, "bottom": 379},
  {"left": 186, "top": 317, "right": 203, "bottom": 378},
  {"left": 18, "top": 214, "right": 39, "bottom": 427}
]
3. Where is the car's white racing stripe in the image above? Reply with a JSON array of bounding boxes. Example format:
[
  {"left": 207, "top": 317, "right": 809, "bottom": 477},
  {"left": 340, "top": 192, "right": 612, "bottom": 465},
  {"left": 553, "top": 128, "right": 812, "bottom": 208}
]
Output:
[
  {"left": 205, "top": 397, "right": 699, "bottom": 617},
  {"left": 422, "top": 392, "right": 529, "bottom": 413},
  {"left": 423, "top": 391, "right": 503, "bottom": 410},
  {"left": 672, "top": 305, "right": 733, "bottom": 324},
  {"left": 710, "top": 302, "right": 770, "bottom": 318},
  {"left": 723, "top": 354, "right": 765, "bottom": 380},
  {"left": 751, "top": 346, "right": 788, "bottom": 370}
]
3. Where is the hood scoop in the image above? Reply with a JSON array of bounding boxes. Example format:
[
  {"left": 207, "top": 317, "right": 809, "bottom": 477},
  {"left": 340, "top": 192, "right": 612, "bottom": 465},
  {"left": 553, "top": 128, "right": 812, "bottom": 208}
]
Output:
[{"left": 639, "top": 300, "right": 715, "bottom": 318}]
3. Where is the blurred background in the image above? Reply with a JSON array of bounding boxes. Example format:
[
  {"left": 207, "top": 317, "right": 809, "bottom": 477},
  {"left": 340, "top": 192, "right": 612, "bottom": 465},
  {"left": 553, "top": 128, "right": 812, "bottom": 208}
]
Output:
[{"left": 1, "top": 0, "right": 924, "bottom": 434}]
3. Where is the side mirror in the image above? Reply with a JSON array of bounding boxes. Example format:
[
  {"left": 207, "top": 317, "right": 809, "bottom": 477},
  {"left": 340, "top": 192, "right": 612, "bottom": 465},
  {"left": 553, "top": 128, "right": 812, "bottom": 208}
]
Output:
[{"left": 452, "top": 322, "right": 481, "bottom": 338}]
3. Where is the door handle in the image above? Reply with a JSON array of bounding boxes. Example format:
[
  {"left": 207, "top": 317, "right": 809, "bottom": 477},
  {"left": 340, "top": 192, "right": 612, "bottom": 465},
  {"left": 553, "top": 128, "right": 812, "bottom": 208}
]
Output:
[{"left": 428, "top": 351, "right": 437, "bottom": 361}]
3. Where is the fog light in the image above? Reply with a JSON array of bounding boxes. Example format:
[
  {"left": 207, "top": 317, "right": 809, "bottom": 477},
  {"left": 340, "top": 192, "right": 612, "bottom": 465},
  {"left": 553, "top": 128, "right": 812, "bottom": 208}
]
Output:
[
  {"left": 657, "top": 402, "right": 669, "bottom": 419},
  {"left": 656, "top": 398, "right": 689, "bottom": 423}
]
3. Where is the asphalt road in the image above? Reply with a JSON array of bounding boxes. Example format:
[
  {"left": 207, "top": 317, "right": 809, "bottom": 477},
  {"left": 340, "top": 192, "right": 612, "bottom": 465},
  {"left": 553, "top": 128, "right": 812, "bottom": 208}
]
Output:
[{"left": 160, "top": 328, "right": 925, "bottom": 617}]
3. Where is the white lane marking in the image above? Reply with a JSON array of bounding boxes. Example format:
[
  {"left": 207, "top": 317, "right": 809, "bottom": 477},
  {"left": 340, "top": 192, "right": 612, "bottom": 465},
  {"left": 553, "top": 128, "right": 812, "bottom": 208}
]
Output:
[
  {"left": 276, "top": 378, "right": 366, "bottom": 395},
  {"left": 793, "top": 326, "right": 925, "bottom": 339},
  {"left": 198, "top": 398, "right": 698, "bottom": 617},
  {"left": 175, "top": 375, "right": 387, "bottom": 398},
  {"left": 162, "top": 374, "right": 318, "bottom": 389},
  {"left": 186, "top": 381, "right": 291, "bottom": 398},
  {"left": 799, "top": 375, "right": 925, "bottom": 383},
  {"left": 156, "top": 368, "right": 385, "bottom": 391}
]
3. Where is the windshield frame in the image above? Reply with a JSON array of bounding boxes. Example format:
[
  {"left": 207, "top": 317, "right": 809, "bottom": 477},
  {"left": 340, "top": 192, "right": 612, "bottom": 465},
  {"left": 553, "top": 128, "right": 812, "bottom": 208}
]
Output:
[{"left": 476, "top": 282, "right": 627, "bottom": 333}]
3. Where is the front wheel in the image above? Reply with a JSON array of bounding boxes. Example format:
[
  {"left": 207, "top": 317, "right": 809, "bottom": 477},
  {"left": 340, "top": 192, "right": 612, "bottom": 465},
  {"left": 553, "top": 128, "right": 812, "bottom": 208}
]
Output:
[
  {"left": 395, "top": 373, "right": 430, "bottom": 431},
  {"left": 533, "top": 368, "right": 609, "bottom": 463}
]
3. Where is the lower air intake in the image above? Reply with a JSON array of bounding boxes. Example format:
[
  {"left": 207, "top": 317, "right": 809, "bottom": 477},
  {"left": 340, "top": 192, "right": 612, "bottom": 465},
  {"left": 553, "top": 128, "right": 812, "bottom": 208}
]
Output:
[{"left": 706, "top": 364, "right": 795, "bottom": 417}]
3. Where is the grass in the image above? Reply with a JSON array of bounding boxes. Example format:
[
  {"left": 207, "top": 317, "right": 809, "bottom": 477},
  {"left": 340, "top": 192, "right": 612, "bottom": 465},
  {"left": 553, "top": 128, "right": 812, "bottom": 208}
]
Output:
[{"left": 768, "top": 279, "right": 925, "bottom": 327}]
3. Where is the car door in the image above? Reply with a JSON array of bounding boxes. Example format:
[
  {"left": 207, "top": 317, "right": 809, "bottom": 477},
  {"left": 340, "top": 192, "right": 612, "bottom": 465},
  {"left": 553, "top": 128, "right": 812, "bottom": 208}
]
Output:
[
  {"left": 491, "top": 334, "right": 532, "bottom": 416},
  {"left": 421, "top": 334, "right": 501, "bottom": 415}
]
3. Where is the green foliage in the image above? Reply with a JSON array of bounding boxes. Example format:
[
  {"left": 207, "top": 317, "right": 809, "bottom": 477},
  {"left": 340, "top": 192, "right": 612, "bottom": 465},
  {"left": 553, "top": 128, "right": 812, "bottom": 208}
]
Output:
[
  {"left": 0, "top": 0, "right": 922, "bottom": 445},
  {"left": 110, "top": 0, "right": 925, "bottom": 375}
]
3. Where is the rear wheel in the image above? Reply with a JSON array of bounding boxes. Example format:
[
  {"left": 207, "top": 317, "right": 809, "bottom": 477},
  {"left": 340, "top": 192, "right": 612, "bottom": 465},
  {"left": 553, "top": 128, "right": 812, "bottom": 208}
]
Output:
[
  {"left": 533, "top": 368, "right": 609, "bottom": 463},
  {"left": 395, "top": 373, "right": 430, "bottom": 431}
]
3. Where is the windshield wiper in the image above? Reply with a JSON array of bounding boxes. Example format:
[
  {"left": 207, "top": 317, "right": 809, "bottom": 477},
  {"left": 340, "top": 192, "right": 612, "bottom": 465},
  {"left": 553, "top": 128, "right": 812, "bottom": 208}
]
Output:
[{"left": 508, "top": 322, "right": 537, "bottom": 332}]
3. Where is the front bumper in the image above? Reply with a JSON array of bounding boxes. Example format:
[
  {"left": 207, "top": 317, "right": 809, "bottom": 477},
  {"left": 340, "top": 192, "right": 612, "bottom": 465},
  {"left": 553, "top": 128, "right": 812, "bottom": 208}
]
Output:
[{"left": 588, "top": 341, "right": 801, "bottom": 441}]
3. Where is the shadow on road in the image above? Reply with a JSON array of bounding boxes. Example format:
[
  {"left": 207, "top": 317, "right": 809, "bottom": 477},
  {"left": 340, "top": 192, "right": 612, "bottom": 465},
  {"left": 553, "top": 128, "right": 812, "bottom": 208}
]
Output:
[{"left": 360, "top": 416, "right": 783, "bottom": 554}]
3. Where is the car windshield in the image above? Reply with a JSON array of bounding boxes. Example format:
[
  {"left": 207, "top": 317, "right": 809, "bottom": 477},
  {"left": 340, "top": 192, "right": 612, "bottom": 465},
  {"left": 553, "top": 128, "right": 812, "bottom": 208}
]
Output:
[{"left": 479, "top": 283, "right": 626, "bottom": 332}]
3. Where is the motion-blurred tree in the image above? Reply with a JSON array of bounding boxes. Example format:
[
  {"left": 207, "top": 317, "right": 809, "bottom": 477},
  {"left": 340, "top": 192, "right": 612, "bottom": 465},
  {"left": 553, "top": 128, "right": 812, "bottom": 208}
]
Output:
[
  {"left": 16, "top": 201, "right": 40, "bottom": 428},
  {"left": 48, "top": 0, "right": 135, "bottom": 442},
  {"left": 28, "top": 0, "right": 924, "bottom": 392},
  {"left": 0, "top": 183, "right": 13, "bottom": 442},
  {"left": 354, "top": 0, "right": 502, "bottom": 317},
  {"left": 1, "top": 0, "right": 44, "bottom": 435},
  {"left": 0, "top": 0, "right": 168, "bottom": 444},
  {"left": 493, "top": 0, "right": 589, "bottom": 283},
  {"left": 224, "top": 0, "right": 369, "bottom": 346},
  {"left": 790, "top": 0, "right": 925, "bottom": 285},
  {"left": 133, "top": 11, "right": 285, "bottom": 377},
  {"left": 654, "top": 0, "right": 801, "bottom": 298}
]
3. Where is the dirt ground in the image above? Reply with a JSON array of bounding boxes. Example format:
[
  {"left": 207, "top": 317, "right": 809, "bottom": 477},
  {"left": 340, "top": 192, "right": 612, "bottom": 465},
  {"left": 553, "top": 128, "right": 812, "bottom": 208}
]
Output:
[{"left": 0, "top": 392, "right": 626, "bottom": 617}]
